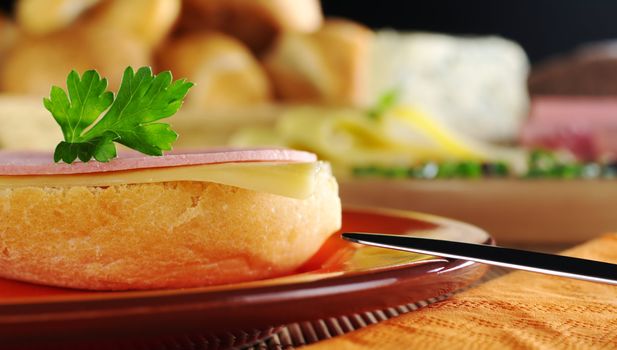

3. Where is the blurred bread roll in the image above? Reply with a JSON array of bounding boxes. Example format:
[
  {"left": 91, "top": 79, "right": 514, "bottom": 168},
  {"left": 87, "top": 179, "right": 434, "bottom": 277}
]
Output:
[
  {"left": 88, "top": 0, "right": 181, "bottom": 49},
  {"left": 529, "top": 41, "right": 617, "bottom": 96},
  {"left": 179, "top": 0, "right": 323, "bottom": 53},
  {"left": 4, "top": 0, "right": 180, "bottom": 96},
  {"left": 16, "top": 0, "right": 101, "bottom": 36},
  {"left": 158, "top": 32, "right": 271, "bottom": 109},
  {"left": 0, "top": 25, "right": 151, "bottom": 96},
  {"left": 0, "top": 13, "right": 17, "bottom": 59},
  {"left": 262, "top": 19, "right": 373, "bottom": 105}
]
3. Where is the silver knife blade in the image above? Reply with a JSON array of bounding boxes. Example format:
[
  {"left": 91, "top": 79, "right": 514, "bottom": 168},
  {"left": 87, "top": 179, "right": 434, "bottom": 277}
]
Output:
[{"left": 342, "top": 232, "right": 617, "bottom": 285}]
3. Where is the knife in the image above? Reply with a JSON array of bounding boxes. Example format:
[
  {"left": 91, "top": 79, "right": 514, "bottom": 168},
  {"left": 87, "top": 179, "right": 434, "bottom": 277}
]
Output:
[{"left": 342, "top": 232, "right": 617, "bottom": 285}]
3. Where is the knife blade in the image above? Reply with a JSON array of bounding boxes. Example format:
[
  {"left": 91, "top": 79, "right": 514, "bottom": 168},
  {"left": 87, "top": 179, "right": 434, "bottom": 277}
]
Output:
[{"left": 342, "top": 232, "right": 617, "bottom": 285}]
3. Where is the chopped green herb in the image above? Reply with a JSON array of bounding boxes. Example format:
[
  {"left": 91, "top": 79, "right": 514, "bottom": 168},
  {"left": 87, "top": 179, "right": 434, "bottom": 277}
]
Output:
[
  {"left": 367, "top": 89, "right": 399, "bottom": 119},
  {"left": 383, "top": 167, "right": 408, "bottom": 178},
  {"left": 457, "top": 161, "right": 482, "bottom": 178},
  {"left": 490, "top": 162, "right": 510, "bottom": 177},
  {"left": 349, "top": 149, "right": 617, "bottom": 180},
  {"left": 44, "top": 66, "right": 193, "bottom": 164}
]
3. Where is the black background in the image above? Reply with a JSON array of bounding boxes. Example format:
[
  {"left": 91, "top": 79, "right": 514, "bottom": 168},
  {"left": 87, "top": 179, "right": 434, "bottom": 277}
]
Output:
[
  {"left": 4, "top": 0, "right": 617, "bottom": 63},
  {"left": 321, "top": 1, "right": 617, "bottom": 63}
]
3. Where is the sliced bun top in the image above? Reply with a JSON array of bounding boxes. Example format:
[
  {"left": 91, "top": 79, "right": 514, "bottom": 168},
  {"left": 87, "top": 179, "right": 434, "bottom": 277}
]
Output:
[{"left": 0, "top": 148, "right": 317, "bottom": 175}]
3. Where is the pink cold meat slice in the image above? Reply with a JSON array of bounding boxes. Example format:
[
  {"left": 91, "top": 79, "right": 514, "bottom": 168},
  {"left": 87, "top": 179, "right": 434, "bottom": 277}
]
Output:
[
  {"left": 520, "top": 96, "right": 617, "bottom": 160},
  {"left": 0, "top": 148, "right": 317, "bottom": 175}
]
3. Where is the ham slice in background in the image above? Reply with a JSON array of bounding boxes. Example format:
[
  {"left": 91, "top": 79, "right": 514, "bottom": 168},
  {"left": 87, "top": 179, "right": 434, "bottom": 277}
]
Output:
[{"left": 520, "top": 96, "right": 617, "bottom": 160}]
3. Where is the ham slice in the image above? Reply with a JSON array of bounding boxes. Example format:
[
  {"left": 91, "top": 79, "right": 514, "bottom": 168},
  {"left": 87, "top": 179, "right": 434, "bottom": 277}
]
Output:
[
  {"left": 520, "top": 96, "right": 617, "bottom": 160},
  {"left": 0, "top": 148, "right": 317, "bottom": 175}
]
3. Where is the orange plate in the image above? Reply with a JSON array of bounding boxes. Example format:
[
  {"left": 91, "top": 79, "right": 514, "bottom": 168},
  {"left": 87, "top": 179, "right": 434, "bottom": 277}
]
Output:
[{"left": 0, "top": 207, "right": 490, "bottom": 347}]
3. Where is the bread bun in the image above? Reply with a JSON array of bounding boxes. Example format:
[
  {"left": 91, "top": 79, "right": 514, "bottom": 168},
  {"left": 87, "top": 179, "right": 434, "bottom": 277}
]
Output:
[
  {"left": 528, "top": 41, "right": 617, "bottom": 96},
  {"left": 16, "top": 0, "right": 101, "bottom": 36},
  {"left": 178, "top": 0, "right": 323, "bottom": 53},
  {"left": 0, "top": 166, "right": 340, "bottom": 290},
  {"left": 88, "top": 0, "right": 181, "bottom": 49},
  {"left": 157, "top": 32, "right": 272, "bottom": 109},
  {"left": 0, "top": 13, "right": 17, "bottom": 74},
  {"left": 3, "top": 0, "right": 180, "bottom": 95},
  {"left": 262, "top": 19, "right": 373, "bottom": 105},
  {"left": 0, "top": 25, "right": 150, "bottom": 95}
]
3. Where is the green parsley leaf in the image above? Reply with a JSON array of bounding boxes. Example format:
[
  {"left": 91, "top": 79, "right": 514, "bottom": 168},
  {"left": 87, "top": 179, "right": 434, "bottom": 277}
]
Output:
[{"left": 44, "top": 66, "right": 193, "bottom": 163}]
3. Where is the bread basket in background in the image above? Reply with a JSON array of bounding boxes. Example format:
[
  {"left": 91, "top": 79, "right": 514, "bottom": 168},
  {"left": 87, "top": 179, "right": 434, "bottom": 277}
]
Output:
[{"left": 0, "top": 0, "right": 528, "bottom": 158}]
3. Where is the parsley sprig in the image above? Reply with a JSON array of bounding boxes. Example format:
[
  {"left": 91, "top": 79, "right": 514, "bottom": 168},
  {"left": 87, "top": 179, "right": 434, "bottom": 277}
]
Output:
[{"left": 44, "top": 66, "right": 193, "bottom": 163}]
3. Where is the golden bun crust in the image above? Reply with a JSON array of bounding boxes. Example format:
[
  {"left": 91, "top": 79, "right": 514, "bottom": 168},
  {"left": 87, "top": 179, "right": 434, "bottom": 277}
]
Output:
[
  {"left": 3, "top": 0, "right": 180, "bottom": 95},
  {"left": 178, "top": 0, "right": 323, "bottom": 53},
  {"left": 17, "top": 0, "right": 180, "bottom": 48},
  {"left": 0, "top": 13, "right": 17, "bottom": 81},
  {"left": 262, "top": 19, "right": 373, "bottom": 105},
  {"left": 0, "top": 12, "right": 16, "bottom": 52},
  {"left": 16, "top": 0, "right": 101, "bottom": 36},
  {"left": 0, "top": 25, "right": 150, "bottom": 95},
  {"left": 88, "top": 0, "right": 181, "bottom": 49},
  {"left": 0, "top": 169, "right": 340, "bottom": 290},
  {"left": 157, "top": 32, "right": 272, "bottom": 109}
]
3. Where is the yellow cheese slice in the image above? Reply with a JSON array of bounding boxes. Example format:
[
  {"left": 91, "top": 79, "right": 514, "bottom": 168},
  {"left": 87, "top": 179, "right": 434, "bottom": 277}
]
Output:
[{"left": 0, "top": 161, "right": 325, "bottom": 199}]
